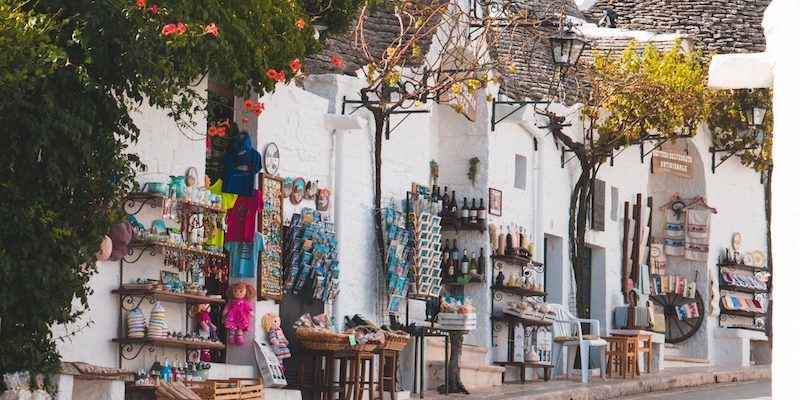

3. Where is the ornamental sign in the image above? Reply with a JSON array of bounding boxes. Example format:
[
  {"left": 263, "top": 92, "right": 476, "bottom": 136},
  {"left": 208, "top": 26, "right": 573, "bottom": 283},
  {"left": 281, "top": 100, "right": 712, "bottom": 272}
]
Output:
[{"left": 652, "top": 149, "right": 693, "bottom": 179}]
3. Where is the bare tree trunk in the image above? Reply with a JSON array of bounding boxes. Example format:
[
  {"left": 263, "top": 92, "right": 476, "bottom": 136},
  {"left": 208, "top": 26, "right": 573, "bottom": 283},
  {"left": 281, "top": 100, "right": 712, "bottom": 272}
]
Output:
[
  {"left": 373, "top": 113, "right": 387, "bottom": 266},
  {"left": 437, "top": 331, "right": 469, "bottom": 394},
  {"left": 765, "top": 166, "right": 773, "bottom": 272}
]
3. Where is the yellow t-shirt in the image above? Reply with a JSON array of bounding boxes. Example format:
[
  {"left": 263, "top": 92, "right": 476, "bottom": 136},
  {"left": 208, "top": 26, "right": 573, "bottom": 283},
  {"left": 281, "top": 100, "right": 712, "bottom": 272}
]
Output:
[{"left": 207, "top": 179, "right": 239, "bottom": 248}]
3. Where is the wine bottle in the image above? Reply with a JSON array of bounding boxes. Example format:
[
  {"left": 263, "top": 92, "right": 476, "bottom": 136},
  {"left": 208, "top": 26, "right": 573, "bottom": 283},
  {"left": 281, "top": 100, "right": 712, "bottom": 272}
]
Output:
[
  {"left": 477, "top": 198, "right": 486, "bottom": 224},
  {"left": 505, "top": 225, "right": 513, "bottom": 255},
  {"left": 449, "top": 191, "right": 458, "bottom": 215},
  {"left": 497, "top": 226, "right": 506, "bottom": 256},
  {"left": 469, "top": 198, "right": 478, "bottom": 224},
  {"left": 469, "top": 251, "right": 478, "bottom": 274},
  {"left": 461, "top": 249, "right": 469, "bottom": 274},
  {"left": 443, "top": 239, "right": 451, "bottom": 263},
  {"left": 447, "top": 259, "right": 455, "bottom": 278},
  {"left": 451, "top": 240, "right": 460, "bottom": 263},
  {"left": 461, "top": 197, "right": 469, "bottom": 225},
  {"left": 521, "top": 228, "right": 529, "bottom": 250},
  {"left": 431, "top": 185, "right": 438, "bottom": 202},
  {"left": 441, "top": 187, "right": 450, "bottom": 211},
  {"left": 478, "top": 247, "right": 486, "bottom": 275}
]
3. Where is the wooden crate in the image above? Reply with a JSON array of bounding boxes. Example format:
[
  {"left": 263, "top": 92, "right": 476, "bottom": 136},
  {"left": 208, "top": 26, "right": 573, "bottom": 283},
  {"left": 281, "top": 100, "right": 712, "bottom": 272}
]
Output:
[
  {"left": 235, "top": 378, "right": 264, "bottom": 400},
  {"left": 187, "top": 379, "right": 240, "bottom": 400}
]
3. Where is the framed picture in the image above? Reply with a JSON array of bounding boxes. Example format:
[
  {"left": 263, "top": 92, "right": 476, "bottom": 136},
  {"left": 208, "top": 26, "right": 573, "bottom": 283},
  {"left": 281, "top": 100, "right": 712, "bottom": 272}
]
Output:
[
  {"left": 160, "top": 270, "right": 180, "bottom": 286},
  {"left": 489, "top": 188, "right": 503, "bottom": 216}
]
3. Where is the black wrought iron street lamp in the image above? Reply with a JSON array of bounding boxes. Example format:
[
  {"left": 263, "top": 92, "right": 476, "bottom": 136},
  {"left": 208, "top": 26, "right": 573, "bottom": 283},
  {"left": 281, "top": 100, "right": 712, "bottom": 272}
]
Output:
[
  {"left": 549, "top": 30, "right": 587, "bottom": 71},
  {"left": 745, "top": 101, "right": 768, "bottom": 128}
]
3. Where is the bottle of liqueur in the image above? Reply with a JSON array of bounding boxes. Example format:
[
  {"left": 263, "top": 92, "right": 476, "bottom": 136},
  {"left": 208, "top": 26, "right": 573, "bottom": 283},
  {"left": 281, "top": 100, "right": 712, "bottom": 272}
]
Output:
[
  {"left": 497, "top": 226, "right": 506, "bottom": 256},
  {"left": 469, "top": 198, "right": 478, "bottom": 224},
  {"left": 441, "top": 187, "right": 450, "bottom": 214},
  {"left": 449, "top": 191, "right": 458, "bottom": 216},
  {"left": 505, "top": 225, "right": 514, "bottom": 255},
  {"left": 528, "top": 235, "right": 535, "bottom": 259},
  {"left": 468, "top": 251, "right": 478, "bottom": 275},
  {"left": 461, "top": 197, "right": 469, "bottom": 225},
  {"left": 461, "top": 249, "right": 469, "bottom": 274},
  {"left": 477, "top": 247, "right": 486, "bottom": 276},
  {"left": 521, "top": 228, "right": 528, "bottom": 253},
  {"left": 477, "top": 198, "right": 486, "bottom": 225}
]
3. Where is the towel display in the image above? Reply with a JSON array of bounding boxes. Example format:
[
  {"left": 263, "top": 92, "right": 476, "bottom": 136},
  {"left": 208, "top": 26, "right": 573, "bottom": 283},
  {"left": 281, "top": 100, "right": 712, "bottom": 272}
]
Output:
[{"left": 686, "top": 209, "right": 711, "bottom": 238}]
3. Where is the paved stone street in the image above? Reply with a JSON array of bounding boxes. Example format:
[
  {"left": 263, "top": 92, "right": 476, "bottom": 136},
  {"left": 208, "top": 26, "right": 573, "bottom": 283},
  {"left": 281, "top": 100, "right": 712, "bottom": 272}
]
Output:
[
  {"left": 421, "top": 366, "right": 771, "bottom": 400},
  {"left": 624, "top": 381, "right": 771, "bottom": 399}
]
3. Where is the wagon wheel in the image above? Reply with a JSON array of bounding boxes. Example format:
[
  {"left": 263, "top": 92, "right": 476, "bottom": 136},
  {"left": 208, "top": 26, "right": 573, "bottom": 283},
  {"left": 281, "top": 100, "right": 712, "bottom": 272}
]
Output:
[{"left": 649, "top": 292, "right": 705, "bottom": 344}]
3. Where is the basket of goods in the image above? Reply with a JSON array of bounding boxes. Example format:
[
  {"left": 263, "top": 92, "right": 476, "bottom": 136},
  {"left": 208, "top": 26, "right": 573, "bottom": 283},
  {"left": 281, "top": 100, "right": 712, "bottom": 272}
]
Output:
[
  {"left": 344, "top": 325, "right": 385, "bottom": 352},
  {"left": 378, "top": 328, "right": 411, "bottom": 351},
  {"left": 293, "top": 313, "right": 350, "bottom": 351},
  {"left": 438, "top": 297, "right": 477, "bottom": 330}
]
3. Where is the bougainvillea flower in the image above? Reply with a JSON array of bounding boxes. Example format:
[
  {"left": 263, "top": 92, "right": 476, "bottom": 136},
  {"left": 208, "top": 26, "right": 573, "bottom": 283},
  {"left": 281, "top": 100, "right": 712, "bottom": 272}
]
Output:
[
  {"left": 161, "top": 24, "right": 177, "bottom": 36},
  {"left": 176, "top": 22, "right": 186, "bottom": 34},
  {"left": 148, "top": 4, "right": 158, "bottom": 14},
  {"left": 295, "top": 19, "right": 306, "bottom": 29},
  {"left": 253, "top": 108, "right": 263, "bottom": 117},
  {"left": 266, "top": 69, "right": 279, "bottom": 80},
  {"left": 217, "top": 126, "right": 227, "bottom": 136},
  {"left": 289, "top": 58, "right": 302, "bottom": 73},
  {"left": 208, "top": 126, "right": 218, "bottom": 136},
  {"left": 276, "top": 70, "right": 286, "bottom": 82},
  {"left": 242, "top": 117, "right": 251, "bottom": 124},
  {"left": 331, "top": 56, "right": 343, "bottom": 69},
  {"left": 136, "top": 0, "right": 146, "bottom": 8},
  {"left": 243, "top": 100, "right": 255, "bottom": 110},
  {"left": 204, "top": 23, "right": 218, "bottom": 37}
]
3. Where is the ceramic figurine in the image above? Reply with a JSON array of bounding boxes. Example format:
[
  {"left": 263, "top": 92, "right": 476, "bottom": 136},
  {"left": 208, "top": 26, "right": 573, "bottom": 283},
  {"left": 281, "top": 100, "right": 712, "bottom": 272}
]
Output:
[
  {"left": 224, "top": 283, "right": 256, "bottom": 345},
  {"left": 261, "top": 312, "right": 291, "bottom": 360}
]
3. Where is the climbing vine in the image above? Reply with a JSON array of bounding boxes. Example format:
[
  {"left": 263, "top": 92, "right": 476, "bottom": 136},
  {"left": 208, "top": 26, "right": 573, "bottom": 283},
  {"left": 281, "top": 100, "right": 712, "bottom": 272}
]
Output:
[
  {"left": 0, "top": 0, "right": 357, "bottom": 375},
  {"left": 707, "top": 88, "right": 773, "bottom": 172}
]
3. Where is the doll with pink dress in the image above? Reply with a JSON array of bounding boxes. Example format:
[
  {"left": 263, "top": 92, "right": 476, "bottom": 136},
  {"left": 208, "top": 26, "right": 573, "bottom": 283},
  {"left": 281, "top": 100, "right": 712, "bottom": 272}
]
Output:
[
  {"left": 192, "top": 303, "right": 218, "bottom": 361},
  {"left": 224, "top": 282, "right": 255, "bottom": 345}
]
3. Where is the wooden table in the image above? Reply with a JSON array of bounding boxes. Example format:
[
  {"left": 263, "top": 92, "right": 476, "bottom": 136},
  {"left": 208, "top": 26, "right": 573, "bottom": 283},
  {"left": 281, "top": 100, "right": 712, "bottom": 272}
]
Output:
[
  {"left": 407, "top": 326, "right": 450, "bottom": 398},
  {"left": 609, "top": 330, "right": 663, "bottom": 373}
]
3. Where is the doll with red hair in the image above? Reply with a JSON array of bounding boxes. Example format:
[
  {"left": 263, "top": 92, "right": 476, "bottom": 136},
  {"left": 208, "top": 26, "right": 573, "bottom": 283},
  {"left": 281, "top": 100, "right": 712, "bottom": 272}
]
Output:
[{"left": 224, "top": 282, "right": 256, "bottom": 345}]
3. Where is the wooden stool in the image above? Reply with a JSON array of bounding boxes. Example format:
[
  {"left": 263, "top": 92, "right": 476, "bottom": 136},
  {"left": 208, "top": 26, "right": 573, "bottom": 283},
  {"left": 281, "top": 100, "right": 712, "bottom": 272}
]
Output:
[
  {"left": 612, "top": 333, "right": 653, "bottom": 375},
  {"left": 374, "top": 349, "right": 398, "bottom": 400},
  {"left": 346, "top": 350, "right": 376, "bottom": 400},
  {"left": 298, "top": 349, "right": 350, "bottom": 400},
  {"left": 603, "top": 336, "right": 638, "bottom": 379}
]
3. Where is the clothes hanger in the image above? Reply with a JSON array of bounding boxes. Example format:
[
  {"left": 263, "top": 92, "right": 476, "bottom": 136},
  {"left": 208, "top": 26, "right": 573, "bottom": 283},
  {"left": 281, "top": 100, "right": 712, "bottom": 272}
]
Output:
[
  {"left": 684, "top": 196, "right": 718, "bottom": 214},
  {"left": 658, "top": 193, "right": 683, "bottom": 210}
]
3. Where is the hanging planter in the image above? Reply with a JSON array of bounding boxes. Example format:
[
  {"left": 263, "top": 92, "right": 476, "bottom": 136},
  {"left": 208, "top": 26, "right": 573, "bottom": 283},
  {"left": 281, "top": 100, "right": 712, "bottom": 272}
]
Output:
[{"left": 468, "top": 157, "right": 480, "bottom": 186}]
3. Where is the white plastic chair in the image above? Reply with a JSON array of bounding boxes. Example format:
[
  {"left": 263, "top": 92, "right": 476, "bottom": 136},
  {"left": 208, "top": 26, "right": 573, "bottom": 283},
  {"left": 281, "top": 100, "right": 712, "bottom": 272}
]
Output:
[{"left": 548, "top": 303, "right": 607, "bottom": 383}]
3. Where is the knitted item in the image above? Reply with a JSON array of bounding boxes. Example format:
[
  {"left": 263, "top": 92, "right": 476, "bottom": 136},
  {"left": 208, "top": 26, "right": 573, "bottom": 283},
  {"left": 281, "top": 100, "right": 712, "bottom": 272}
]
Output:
[
  {"left": 127, "top": 307, "right": 146, "bottom": 339},
  {"left": 147, "top": 302, "right": 168, "bottom": 339}
]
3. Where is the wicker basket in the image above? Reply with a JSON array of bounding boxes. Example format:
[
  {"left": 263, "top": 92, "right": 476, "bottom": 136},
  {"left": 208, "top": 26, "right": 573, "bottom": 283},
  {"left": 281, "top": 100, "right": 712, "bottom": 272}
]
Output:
[
  {"left": 350, "top": 343, "right": 378, "bottom": 352},
  {"left": 377, "top": 330, "right": 410, "bottom": 351},
  {"left": 295, "top": 328, "right": 350, "bottom": 351}
]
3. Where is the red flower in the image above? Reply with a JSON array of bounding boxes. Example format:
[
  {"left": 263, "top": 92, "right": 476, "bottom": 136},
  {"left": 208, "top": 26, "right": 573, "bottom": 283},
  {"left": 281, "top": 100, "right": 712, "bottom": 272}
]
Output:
[
  {"left": 208, "top": 126, "right": 218, "bottom": 136},
  {"left": 204, "top": 23, "right": 218, "bottom": 37},
  {"left": 253, "top": 108, "right": 263, "bottom": 117},
  {"left": 243, "top": 100, "right": 255, "bottom": 110},
  {"left": 295, "top": 19, "right": 306, "bottom": 29},
  {"left": 217, "top": 126, "right": 227, "bottom": 136},
  {"left": 331, "top": 55, "right": 343, "bottom": 69},
  {"left": 148, "top": 4, "right": 158, "bottom": 13},
  {"left": 136, "top": 0, "right": 146, "bottom": 8},
  {"left": 176, "top": 22, "right": 186, "bottom": 35},
  {"left": 276, "top": 70, "right": 286, "bottom": 82},
  {"left": 289, "top": 58, "right": 302, "bottom": 73},
  {"left": 161, "top": 23, "right": 177, "bottom": 36},
  {"left": 242, "top": 117, "right": 251, "bottom": 124},
  {"left": 266, "top": 69, "right": 279, "bottom": 80}
]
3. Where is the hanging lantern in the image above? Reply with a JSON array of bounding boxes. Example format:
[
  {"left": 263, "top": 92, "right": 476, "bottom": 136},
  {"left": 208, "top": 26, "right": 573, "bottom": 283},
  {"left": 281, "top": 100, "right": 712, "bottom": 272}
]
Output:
[{"left": 549, "top": 32, "right": 587, "bottom": 70}]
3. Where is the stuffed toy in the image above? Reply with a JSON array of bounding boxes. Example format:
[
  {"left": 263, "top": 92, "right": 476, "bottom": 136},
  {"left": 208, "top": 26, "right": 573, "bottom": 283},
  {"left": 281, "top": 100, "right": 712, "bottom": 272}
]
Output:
[
  {"left": 223, "top": 282, "right": 255, "bottom": 345},
  {"left": 261, "top": 312, "right": 291, "bottom": 359}
]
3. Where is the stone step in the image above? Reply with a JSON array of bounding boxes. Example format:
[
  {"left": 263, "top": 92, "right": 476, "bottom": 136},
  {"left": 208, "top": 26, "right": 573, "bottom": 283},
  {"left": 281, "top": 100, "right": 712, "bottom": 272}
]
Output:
[
  {"left": 424, "top": 337, "right": 488, "bottom": 365},
  {"left": 426, "top": 360, "right": 505, "bottom": 390},
  {"left": 663, "top": 355, "right": 711, "bottom": 368}
]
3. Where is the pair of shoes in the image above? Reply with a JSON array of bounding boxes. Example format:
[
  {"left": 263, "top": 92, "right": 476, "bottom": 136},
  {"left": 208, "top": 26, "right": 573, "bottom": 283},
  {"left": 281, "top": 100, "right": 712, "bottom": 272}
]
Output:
[{"left": 227, "top": 333, "right": 245, "bottom": 345}]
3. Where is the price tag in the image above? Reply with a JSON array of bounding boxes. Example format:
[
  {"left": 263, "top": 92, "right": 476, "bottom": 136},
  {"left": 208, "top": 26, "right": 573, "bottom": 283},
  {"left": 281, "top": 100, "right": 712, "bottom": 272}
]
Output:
[{"left": 348, "top": 335, "right": 357, "bottom": 346}]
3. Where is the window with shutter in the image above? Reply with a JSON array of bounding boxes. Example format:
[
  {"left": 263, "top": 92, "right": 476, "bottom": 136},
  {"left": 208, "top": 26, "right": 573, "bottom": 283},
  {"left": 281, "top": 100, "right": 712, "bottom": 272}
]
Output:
[{"left": 592, "top": 179, "right": 606, "bottom": 231}]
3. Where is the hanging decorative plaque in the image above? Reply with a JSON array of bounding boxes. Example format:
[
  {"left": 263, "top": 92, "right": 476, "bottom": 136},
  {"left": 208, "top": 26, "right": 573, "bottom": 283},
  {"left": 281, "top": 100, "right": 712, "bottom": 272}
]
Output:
[{"left": 259, "top": 174, "right": 284, "bottom": 301}]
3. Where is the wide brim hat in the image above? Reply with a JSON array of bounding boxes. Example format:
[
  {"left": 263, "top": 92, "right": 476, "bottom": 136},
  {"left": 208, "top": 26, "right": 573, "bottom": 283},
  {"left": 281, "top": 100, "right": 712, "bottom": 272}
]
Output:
[
  {"left": 96, "top": 235, "right": 113, "bottom": 261},
  {"left": 107, "top": 222, "right": 133, "bottom": 261}
]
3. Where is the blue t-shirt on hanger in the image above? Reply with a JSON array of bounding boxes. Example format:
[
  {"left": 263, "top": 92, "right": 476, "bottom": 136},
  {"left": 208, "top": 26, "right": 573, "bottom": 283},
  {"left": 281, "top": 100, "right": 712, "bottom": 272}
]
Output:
[
  {"left": 225, "top": 232, "right": 264, "bottom": 278},
  {"left": 222, "top": 132, "right": 262, "bottom": 196}
]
